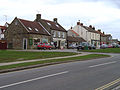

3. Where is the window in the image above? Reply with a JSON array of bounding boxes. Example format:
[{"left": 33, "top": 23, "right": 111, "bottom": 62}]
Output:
[
  {"left": 56, "top": 24, "right": 59, "bottom": 27},
  {"left": 47, "top": 22, "right": 51, "bottom": 26},
  {"left": 54, "top": 31, "right": 56, "bottom": 37},
  {"left": 58, "top": 32, "right": 60, "bottom": 37},
  {"left": 62, "top": 32, "right": 64, "bottom": 38},
  {"left": 35, "top": 28, "right": 38, "bottom": 32},
  {"left": 28, "top": 27, "right": 32, "bottom": 31}
]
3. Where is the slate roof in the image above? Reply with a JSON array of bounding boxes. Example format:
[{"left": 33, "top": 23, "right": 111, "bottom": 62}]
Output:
[
  {"left": 42, "top": 19, "right": 67, "bottom": 32},
  {"left": 83, "top": 26, "right": 98, "bottom": 33},
  {"left": 67, "top": 36, "right": 86, "bottom": 42},
  {"left": 18, "top": 18, "right": 50, "bottom": 35}
]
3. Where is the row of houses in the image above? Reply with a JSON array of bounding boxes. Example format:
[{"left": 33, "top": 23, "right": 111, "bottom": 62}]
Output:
[{"left": 0, "top": 14, "right": 119, "bottom": 49}]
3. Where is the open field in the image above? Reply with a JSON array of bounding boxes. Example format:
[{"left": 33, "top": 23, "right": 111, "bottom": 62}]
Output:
[
  {"left": 0, "top": 50, "right": 77, "bottom": 63},
  {"left": 82, "top": 48, "right": 120, "bottom": 53}
]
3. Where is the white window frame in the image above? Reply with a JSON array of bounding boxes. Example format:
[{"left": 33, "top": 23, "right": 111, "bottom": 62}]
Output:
[{"left": 58, "top": 32, "right": 60, "bottom": 37}]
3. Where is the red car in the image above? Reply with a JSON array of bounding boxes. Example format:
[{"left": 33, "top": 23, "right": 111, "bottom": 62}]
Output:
[{"left": 37, "top": 43, "right": 52, "bottom": 50}]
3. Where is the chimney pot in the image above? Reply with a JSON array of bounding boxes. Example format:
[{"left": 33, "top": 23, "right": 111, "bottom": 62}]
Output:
[
  {"left": 77, "top": 22, "right": 80, "bottom": 25},
  {"left": 53, "top": 18, "right": 57, "bottom": 23},
  {"left": 103, "top": 32, "right": 105, "bottom": 34},
  {"left": 36, "top": 14, "right": 41, "bottom": 22},
  {"left": 89, "top": 25, "right": 92, "bottom": 28},
  {"left": 92, "top": 27, "right": 95, "bottom": 30},
  {"left": 98, "top": 29, "right": 101, "bottom": 32},
  {"left": 80, "top": 23, "right": 83, "bottom": 26}
]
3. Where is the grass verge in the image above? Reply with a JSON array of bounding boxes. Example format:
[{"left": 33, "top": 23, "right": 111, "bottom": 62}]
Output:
[
  {"left": 0, "top": 54, "right": 110, "bottom": 71},
  {"left": 81, "top": 48, "right": 120, "bottom": 53},
  {"left": 0, "top": 50, "right": 77, "bottom": 63}
]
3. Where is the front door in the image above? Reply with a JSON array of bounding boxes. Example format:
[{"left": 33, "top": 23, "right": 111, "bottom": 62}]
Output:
[{"left": 23, "top": 38, "right": 27, "bottom": 50}]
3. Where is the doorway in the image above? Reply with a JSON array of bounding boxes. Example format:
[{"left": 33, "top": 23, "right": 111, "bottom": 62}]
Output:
[{"left": 23, "top": 38, "right": 27, "bottom": 50}]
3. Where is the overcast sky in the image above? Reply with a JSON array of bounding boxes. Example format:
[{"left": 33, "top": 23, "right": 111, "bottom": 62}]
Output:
[{"left": 0, "top": 0, "right": 120, "bottom": 40}]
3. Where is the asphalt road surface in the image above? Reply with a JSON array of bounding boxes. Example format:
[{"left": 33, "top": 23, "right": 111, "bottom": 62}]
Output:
[{"left": 0, "top": 53, "right": 120, "bottom": 90}]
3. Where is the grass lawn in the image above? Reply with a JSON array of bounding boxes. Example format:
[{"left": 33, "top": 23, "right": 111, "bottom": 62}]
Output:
[
  {"left": 0, "top": 54, "right": 110, "bottom": 70},
  {"left": 82, "top": 48, "right": 120, "bottom": 53},
  {"left": 0, "top": 50, "right": 77, "bottom": 63}
]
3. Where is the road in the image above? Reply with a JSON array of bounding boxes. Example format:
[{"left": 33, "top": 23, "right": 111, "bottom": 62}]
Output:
[{"left": 0, "top": 53, "right": 120, "bottom": 90}]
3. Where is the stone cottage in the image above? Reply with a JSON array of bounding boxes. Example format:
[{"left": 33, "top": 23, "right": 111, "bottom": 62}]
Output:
[{"left": 5, "top": 17, "right": 50, "bottom": 49}]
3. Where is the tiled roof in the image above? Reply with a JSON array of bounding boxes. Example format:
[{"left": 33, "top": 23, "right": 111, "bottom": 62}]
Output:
[
  {"left": 69, "top": 30, "right": 79, "bottom": 36},
  {"left": 0, "top": 26, "right": 6, "bottom": 30},
  {"left": 96, "top": 31, "right": 105, "bottom": 36},
  {"left": 42, "top": 19, "right": 67, "bottom": 32},
  {"left": 0, "top": 25, "right": 6, "bottom": 33},
  {"left": 19, "top": 18, "right": 50, "bottom": 35},
  {"left": 67, "top": 36, "right": 86, "bottom": 42}
]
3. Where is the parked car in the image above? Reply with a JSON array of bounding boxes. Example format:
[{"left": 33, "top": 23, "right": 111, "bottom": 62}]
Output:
[
  {"left": 77, "top": 44, "right": 84, "bottom": 50},
  {"left": 108, "top": 44, "right": 113, "bottom": 48},
  {"left": 91, "top": 44, "right": 96, "bottom": 49},
  {"left": 69, "top": 44, "right": 77, "bottom": 49},
  {"left": 100, "top": 44, "right": 108, "bottom": 49},
  {"left": 77, "top": 42, "right": 94, "bottom": 50},
  {"left": 37, "top": 43, "right": 53, "bottom": 50}
]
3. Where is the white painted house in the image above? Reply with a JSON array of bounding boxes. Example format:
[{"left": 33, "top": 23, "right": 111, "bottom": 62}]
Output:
[{"left": 72, "top": 21, "right": 100, "bottom": 47}]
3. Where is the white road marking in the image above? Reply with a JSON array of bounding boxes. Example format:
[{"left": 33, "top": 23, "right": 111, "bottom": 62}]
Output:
[
  {"left": 89, "top": 61, "right": 117, "bottom": 68},
  {"left": 0, "top": 71, "right": 69, "bottom": 89}
]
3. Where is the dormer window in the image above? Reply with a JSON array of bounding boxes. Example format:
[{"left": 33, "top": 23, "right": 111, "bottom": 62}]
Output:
[
  {"left": 35, "top": 28, "right": 38, "bottom": 32},
  {"left": 28, "top": 27, "right": 32, "bottom": 30},
  {"left": 47, "top": 22, "right": 51, "bottom": 26},
  {"left": 56, "top": 24, "right": 59, "bottom": 27}
]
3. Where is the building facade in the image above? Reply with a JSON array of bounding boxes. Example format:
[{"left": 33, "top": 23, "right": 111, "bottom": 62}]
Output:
[
  {"left": 5, "top": 17, "right": 50, "bottom": 49},
  {"left": 35, "top": 14, "right": 67, "bottom": 49}
]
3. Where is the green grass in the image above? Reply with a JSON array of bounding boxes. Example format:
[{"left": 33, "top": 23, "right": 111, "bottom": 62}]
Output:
[
  {"left": 82, "top": 48, "right": 120, "bottom": 53},
  {"left": 0, "top": 54, "right": 110, "bottom": 70},
  {"left": 0, "top": 50, "right": 77, "bottom": 63}
]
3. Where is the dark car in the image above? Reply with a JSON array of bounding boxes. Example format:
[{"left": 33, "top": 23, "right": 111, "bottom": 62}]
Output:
[{"left": 77, "top": 44, "right": 84, "bottom": 50}]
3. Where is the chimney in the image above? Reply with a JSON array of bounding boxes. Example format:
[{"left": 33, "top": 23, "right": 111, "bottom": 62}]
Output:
[
  {"left": 98, "top": 29, "right": 101, "bottom": 32},
  {"left": 53, "top": 18, "right": 57, "bottom": 23},
  {"left": 92, "top": 27, "right": 95, "bottom": 30},
  {"left": 89, "top": 25, "right": 92, "bottom": 28},
  {"left": 36, "top": 14, "right": 41, "bottom": 22},
  {"left": 80, "top": 23, "right": 83, "bottom": 26},
  {"left": 77, "top": 22, "right": 80, "bottom": 25},
  {"left": 103, "top": 32, "right": 105, "bottom": 35}
]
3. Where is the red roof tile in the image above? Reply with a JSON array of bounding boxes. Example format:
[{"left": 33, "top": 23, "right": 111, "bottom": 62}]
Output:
[
  {"left": 19, "top": 18, "right": 50, "bottom": 35},
  {"left": 70, "top": 30, "right": 79, "bottom": 36},
  {"left": 42, "top": 19, "right": 66, "bottom": 32}
]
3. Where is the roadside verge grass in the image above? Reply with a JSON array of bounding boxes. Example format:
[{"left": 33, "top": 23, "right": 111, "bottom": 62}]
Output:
[
  {"left": 81, "top": 48, "right": 120, "bottom": 53},
  {"left": 0, "top": 50, "right": 77, "bottom": 63},
  {"left": 0, "top": 54, "right": 110, "bottom": 71}
]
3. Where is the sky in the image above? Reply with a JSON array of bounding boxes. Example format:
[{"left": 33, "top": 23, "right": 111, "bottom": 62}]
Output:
[{"left": 0, "top": 0, "right": 120, "bottom": 40}]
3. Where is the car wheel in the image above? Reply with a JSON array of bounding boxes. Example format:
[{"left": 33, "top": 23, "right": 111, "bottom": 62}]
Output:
[{"left": 44, "top": 47, "right": 46, "bottom": 50}]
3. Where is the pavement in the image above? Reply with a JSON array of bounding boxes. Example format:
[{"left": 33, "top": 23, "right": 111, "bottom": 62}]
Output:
[
  {"left": 0, "top": 53, "right": 120, "bottom": 90},
  {"left": 0, "top": 49, "right": 90, "bottom": 66}
]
